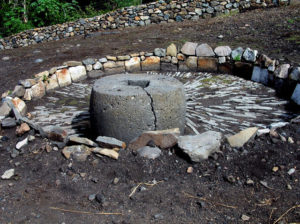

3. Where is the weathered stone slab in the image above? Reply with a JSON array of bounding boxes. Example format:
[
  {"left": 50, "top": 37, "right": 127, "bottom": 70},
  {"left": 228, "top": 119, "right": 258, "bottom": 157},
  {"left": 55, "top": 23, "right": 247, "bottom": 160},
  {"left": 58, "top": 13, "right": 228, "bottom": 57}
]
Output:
[
  {"left": 197, "top": 57, "right": 218, "bottom": 72},
  {"left": 31, "top": 81, "right": 46, "bottom": 99},
  {"left": 45, "top": 74, "right": 59, "bottom": 92},
  {"left": 12, "top": 97, "right": 27, "bottom": 116},
  {"left": 274, "top": 64, "right": 290, "bottom": 79},
  {"left": 129, "top": 128, "right": 180, "bottom": 150},
  {"left": 251, "top": 66, "right": 269, "bottom": 85},
  {"left": 141, "top": 56, "right": 160, "bottom": 71},
  {"left": 69, "top": 136, "right": 98, "bottom": 147},
  {"left": 69, "top": 65, "right": 87, "bottom": 82},
  {"left": 227, "top": 127, "right": 258, "bottom": 147},
  {"left": 12, "top": 85, "right": 25, "bottom": 98},
  {"left": 96, "top": 136, "right": 126, "bottom": 149},
  {"left": 92, "top": 148, "right": 119, "bottom": 160},
  {"left": 137, "top": 146, "right": 161, "bottom": 159},
  {"left": 103, "top": 61, "right": 125, "bottom": 74},
  {"left": 166, "top": 43, "right": 177, "bottom": 57},
  {"left": 178, "top": 131, "right": 222, "bottom": 162},
  {"left": 196, "top": 43, "right": 215, "bottom": 57},
  {"left": 214, "top": 46, "right": 232, "bottom": 57},
  {"left": 179, "top": 56, "right": 197, "bottom": 71},
  {"left": 289, "top": 67, "right": 300, "bottom": 81},
  {"left": 161, "top": 62, "right": 177, "bottom": 72},
  {"left": 63, "top": 61, "right": 82, "bottom": 67},
  {"left": 291, "top": 84, "right": 300, "bottom": 105},
  {"left": 62, "top": 145, "right": 91, "bottom": 162},
  {"left": 56, "top": 69, "right": 72, "bottom": 87},
  {"left": 125, "top": 57, "right": 141, "bottom": 72},
  {"left": 181, "top": 42, "right": 198, "bottom": 55},
  {"left": 0, "top": 101, "right": 11, "bottom": 117}
]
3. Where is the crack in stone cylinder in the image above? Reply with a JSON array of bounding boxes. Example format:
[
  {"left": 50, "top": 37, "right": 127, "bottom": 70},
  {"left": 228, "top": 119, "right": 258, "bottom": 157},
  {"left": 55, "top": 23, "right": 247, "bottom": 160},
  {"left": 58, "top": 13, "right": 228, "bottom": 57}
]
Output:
[{"left": 90, "top": 74, "right": 186, "bottom": 143}]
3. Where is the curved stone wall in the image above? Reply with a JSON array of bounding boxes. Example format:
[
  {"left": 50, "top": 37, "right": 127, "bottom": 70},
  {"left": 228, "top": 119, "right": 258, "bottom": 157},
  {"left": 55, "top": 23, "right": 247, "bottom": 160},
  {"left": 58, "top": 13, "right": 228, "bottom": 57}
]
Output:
[
  {"left": 0, "top": 0, "right": 289, "bottom": 50},
  {"left": 1, "top": 41, "right": 299, "bottom": 128}
]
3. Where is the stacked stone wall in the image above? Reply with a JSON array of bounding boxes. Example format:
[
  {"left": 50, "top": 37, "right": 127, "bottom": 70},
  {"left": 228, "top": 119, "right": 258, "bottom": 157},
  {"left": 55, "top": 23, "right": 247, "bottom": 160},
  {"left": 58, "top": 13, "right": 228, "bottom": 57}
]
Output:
[{"left": 0, "top": 0, "right": 289, "bottom": 50}]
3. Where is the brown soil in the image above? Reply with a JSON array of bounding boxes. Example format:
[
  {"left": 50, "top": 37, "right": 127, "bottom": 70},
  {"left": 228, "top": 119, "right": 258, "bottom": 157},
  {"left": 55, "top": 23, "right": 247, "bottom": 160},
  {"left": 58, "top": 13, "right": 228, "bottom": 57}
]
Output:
[{"left": 0, "top": 3, "right": 300, "bottom": 224}]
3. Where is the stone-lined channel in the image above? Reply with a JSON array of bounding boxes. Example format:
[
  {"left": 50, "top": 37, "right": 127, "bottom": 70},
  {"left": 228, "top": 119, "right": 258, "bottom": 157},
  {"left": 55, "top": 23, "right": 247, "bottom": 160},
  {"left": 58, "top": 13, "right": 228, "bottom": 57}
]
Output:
[{"left": 29, "top": 72, "right": 299, "bottom": 138}]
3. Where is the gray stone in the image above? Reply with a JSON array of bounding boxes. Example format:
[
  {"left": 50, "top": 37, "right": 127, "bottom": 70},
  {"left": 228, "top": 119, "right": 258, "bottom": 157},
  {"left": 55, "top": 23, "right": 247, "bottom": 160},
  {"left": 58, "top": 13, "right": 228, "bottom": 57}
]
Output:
[
  {"left": 214, "top": 46, "right": 232, "bottom": 57},
  {"left": 243, "top": 48, "right": 258, "bottom": 62},
  {"left": 269, "top": 122, "right": 289, "bottom": 129},
  {"left": 218, "top": 56, "right": 226, "bottom": 64},
  {"left": 161, "top": 62, "right": 177, "bottom": 72},
  {"left": 19, "top": 79, "right": 36, "bottom": 88},
  {"left": 274, "top": 64, "right": 290, "bottom": 79},
  {"left": 90, "top": 74, "right": 186, "bottom": 143},
  {"left": 227, "top": 127, "right": 258, "bottom": 147},
  {"left": 96, "top": 136, "right": 126, "bottom": 149},
  {"left": 154, "top": 48, "right": 166, "bottom": 57},
  {"left": 62, "top": 145, "right": 91, "bottom": 162},
  {"left": 99, "top": 58, "right": 108, "bottom": 63},
  {"left": 289, "top": 67, "right": 300, "bottom": 81},
  {"left": 88, "top": 70, "right": 105, "bottom": 79},
  {"left": 34, "top": 58, "right": 43, "bottom": 63},
  {"left": 0, "top": 102, "right": 11, "bottom": 117},
  {"left": 82, "top": 58, "right": 95, "bottom": 65},
  {"left": 1, "top": 117, "right": 16, "bottom": 128},
  {"left": 231, "top": 47, "right": 244, "bottom": 61},
  {"left": 195, "top": 8, "right": 202, "bottom": 15},
  {"left": 181, "top": 42, "right": 198, "bottom": 56},
  {"left": 137, "top": 146, "right": 161, "bottom": 159},
  {"left": 251, "top": 66, "right": 269, "bottom": 85},
  {"left": 196, "top": 43, "right": 215, "bottom": 57},
  {"left": 69, "top": 136, "right": 98, "bottom": 147},
  {"left": 31, "top": 81, "right": 46, "bottom": 99},
  {"left": 12, "top": 85, "right": 25, "bottom": 98},
  {"left": 178, "top": 131, "right": 222, "bottom": 162},
  {"left": 93, "top": 62, "right": 102, "bottom": 70},
  {"left": 291, "top": 84, "right": 300, "bottom": 105}
]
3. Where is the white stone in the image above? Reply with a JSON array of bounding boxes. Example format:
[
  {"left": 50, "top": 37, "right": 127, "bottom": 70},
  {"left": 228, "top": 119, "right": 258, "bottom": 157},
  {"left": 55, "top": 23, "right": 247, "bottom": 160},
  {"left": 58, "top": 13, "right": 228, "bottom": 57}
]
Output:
[
  {"left": 257, "top": 128, "right": 270, "bottom": 136},
  {"left": 1, "top": 169, "right": 15, "bottom": 179},
  {"left": 269, "top": 122, "right": 289, "bottom": 129},
  {"left": 16, "top": 137, "right": 28, "bottom": 150},
  {"left": 275, "top": 64, "right": 290, "bottom": 79},
  {"left": 11, "top": 97, "right": 27, "bottom": 116},
  {"left": 218, "top": 57, "right": 226, "bottom": 64},
  {"left": 56, "top": 69, "right": 72, "bottom": 87},
  {"left": 125, "top": 57, "right": 141, "bottom": 72},
  {"left": 31, "top": 81, "right": 46, "bottom": 99},
  {"left": 227, "top": 127, "right": 258, "bottom": 147},
  {"left": 214, "top": 46, "right": 232, "bottom": 57},
  {"left": 178, "top": 131, "right": 222, "bottom": 162},
  {"left": 69, "top": 65, "right": 87, "bottom": 82},
  {"left": 292, "top": 84, "right": 300, "bottom": 105},
  {"left": 45, "top": 74, "right": 59, "bottom": 92}
]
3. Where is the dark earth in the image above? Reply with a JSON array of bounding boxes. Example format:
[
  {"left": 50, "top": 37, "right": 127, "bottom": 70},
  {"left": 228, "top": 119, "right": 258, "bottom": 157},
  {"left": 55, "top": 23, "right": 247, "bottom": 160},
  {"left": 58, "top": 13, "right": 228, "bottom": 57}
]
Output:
[{"left": 0, "top": 2, "right": 300, "bottom": 223}]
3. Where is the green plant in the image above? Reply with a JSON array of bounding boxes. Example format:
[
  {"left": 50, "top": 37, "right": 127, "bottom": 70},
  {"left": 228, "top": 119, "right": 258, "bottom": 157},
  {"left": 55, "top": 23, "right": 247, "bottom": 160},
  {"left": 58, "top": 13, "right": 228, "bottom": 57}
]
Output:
[
  {"left": 0, "top": 3, "right": 33, "bottom": 37},
  {"left": 29, "top": 0, "right": 79, "bottom": 27},
  {"left": 233, "top": 55, "right": 241, "bottom": 61}
]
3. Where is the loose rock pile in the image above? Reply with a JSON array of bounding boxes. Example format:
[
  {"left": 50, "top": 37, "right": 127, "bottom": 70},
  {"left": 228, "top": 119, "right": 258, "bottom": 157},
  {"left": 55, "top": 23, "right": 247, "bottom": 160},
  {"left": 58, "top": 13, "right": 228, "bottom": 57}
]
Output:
[{"left": 0, "top": 0, "right": 289, "bottom": 50}]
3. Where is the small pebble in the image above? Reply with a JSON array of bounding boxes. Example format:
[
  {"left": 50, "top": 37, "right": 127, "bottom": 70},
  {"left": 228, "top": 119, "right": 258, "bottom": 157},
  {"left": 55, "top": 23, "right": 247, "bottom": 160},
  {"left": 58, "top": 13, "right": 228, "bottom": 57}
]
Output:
[
  {"left": 154, "top": 213, "right": 164, "bottom": 220},
  {"left": 288, "top": 137, "right": 294, "bottom": 144},
  {"left": 288, "top": 168, "right": 295, "bottom": 175},
  {"left": 187, "top": 166, "right": 193, "bottom": 174},
  {"left": 113, "top": 177, "right": 119, "bottom": 185},
  {"left": 241, "top": 214, "right": 250, "bottom": 221},
  {"left": 217, "top": 35, "right": 224, "bottom": 39},
  {"left": 88, "top": 194, "right": 96, "bottom": 201},
  {"left": 272, "top": 166, "right": 279, "bottom": 172}
]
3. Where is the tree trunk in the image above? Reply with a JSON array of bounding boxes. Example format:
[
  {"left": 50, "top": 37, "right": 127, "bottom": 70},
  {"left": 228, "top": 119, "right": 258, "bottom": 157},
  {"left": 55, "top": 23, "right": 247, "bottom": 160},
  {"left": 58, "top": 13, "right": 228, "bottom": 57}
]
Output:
[{"left": 23, "top": 0, "right": 28, "bottom": 23}]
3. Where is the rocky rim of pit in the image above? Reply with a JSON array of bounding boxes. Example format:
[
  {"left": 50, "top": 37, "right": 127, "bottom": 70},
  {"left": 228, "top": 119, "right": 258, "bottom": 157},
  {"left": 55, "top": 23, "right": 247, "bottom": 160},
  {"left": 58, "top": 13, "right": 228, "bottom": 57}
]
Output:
[{"left": 0, "top": 41, "right": 299, "bottom": 163}]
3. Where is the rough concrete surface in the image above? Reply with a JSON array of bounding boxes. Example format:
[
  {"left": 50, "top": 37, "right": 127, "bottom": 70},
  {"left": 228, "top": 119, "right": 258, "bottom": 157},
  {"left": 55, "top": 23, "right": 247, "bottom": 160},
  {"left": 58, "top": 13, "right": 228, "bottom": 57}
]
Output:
[{"left": 90, "top": 74, "right": 186, "bottom": 143}]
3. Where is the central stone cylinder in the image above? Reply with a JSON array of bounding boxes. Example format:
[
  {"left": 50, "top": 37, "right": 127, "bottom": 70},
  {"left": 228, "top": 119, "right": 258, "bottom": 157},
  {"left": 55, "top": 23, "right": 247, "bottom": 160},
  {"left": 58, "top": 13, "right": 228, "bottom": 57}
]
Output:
[{"left": 90, "top": 74, "right": 186, "bottom": 143}]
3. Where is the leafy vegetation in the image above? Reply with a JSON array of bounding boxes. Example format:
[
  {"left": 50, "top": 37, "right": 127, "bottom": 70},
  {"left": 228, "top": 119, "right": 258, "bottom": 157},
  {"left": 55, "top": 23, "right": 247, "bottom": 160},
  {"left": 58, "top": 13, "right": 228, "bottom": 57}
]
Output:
[{"left": 0, "top": 0, "right": 147, "bottom": 38}]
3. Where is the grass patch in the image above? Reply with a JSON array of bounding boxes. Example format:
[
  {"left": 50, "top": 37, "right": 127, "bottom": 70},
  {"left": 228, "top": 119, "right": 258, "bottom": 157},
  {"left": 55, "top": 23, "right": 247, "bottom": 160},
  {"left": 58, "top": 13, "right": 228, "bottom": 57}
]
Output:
[{"left": 286, "top": 34, "right": 300, "bottom": 44}]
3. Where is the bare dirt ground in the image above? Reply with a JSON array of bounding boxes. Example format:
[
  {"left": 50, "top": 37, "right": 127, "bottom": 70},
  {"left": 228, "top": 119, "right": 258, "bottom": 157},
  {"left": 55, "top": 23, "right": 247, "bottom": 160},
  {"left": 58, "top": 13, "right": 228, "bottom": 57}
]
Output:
[{"left": 0, "top": 3, "right": 300, "bottom": 224}]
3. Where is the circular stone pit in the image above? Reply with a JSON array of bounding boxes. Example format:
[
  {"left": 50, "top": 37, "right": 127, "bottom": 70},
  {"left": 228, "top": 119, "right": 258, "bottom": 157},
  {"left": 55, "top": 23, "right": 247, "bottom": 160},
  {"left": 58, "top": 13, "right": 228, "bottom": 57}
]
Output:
[{"left": 90, "top": 74, "right": 186, "bottom": 143}]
